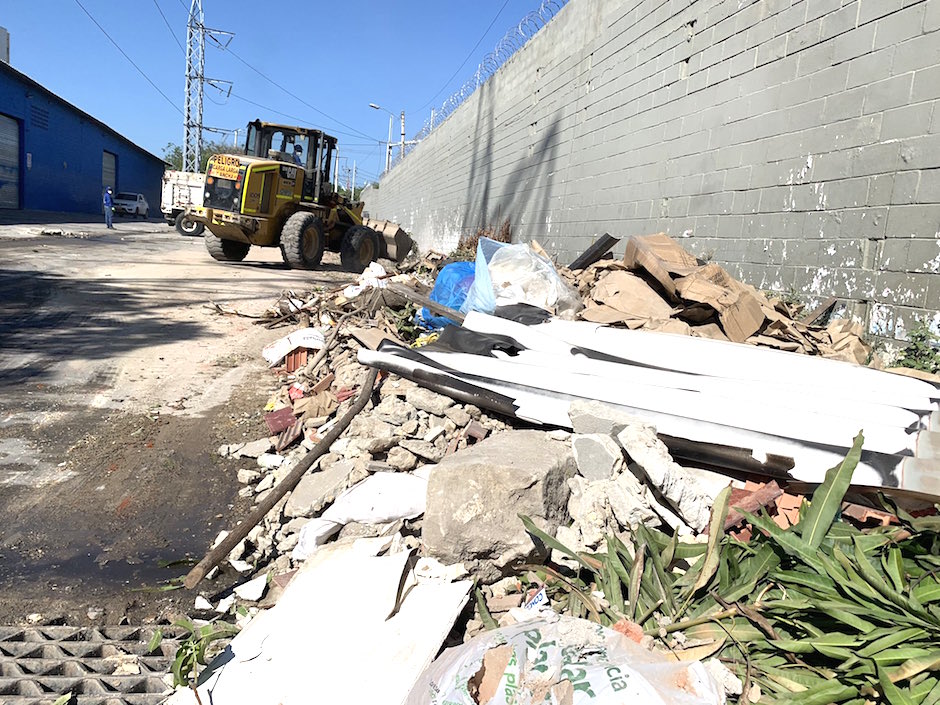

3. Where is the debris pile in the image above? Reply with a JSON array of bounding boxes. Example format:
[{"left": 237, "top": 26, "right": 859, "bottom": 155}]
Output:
[
  {"left": 562, "top": 232, "right": 870, "bottom": 362},
  {"left": 170, "top": 228, "right": 938, "bottom": 705}
]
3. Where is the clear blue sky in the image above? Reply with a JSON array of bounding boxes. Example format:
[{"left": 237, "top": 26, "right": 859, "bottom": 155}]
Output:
[{"left": 3, "top": 0, "right": 547, "bottom": 185}]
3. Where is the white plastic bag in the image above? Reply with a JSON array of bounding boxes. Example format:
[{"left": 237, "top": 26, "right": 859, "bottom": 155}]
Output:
[
  {"left": 261, "top": 327, "right": 325, "bottom": 366},
  {"left": 407, "top": 614, "right": 724, "bottom": 705},
  {"left": 461, "top": 238, "right": 582, "bottom": 318}
]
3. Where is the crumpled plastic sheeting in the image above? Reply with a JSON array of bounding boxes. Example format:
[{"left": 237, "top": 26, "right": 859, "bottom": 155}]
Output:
[
  {"left": 342, "top": 261, "right": 388, "bottom": 299},
  {"left": 462, "top": 238, "right": 582, "bottom": 319}
]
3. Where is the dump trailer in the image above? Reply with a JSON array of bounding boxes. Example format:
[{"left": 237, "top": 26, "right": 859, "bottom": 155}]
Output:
[
  {"left": 185, "top": 120, "right": 380, "bottom": 272},
  {"left": 161, "top": 170, "right": 205, "bottom": 236}
]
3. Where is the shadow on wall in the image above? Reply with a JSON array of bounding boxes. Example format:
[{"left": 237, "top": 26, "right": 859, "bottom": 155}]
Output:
[{"left": 462, "top": 80, "right": 564, "bottom": 241}]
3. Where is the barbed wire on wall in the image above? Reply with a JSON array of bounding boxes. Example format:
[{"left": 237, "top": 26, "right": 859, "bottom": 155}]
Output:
[{"left": 389, "top": 0, "right": 568, "bottom": 170}]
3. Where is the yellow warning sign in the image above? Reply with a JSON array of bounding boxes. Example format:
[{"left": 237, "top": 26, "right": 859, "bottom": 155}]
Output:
[{"left": 209, "top": 154, "right": 241, "bottom": 181}]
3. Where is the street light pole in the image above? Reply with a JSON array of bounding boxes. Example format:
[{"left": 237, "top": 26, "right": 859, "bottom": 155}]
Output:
[
  {"left": 385, "top": 115, "right": 392, "bottom": 171},
  {"left": 400, "top": 111, "right": 406, "bottom": 163},
  {"left": 369, "top": 103, "right": 398, "bottom": 173}
]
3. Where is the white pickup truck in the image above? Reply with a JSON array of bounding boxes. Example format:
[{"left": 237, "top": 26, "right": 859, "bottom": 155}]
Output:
[{"left": 161, "top": 170, "right": 206, "bottom": 236}]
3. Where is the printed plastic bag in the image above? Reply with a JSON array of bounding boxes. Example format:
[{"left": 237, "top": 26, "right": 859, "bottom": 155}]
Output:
[
  {"left": 407, "top": 613, "right": 724, "bottom": 705},
  {"left": 462, "top": 238, "right": 582, "bottom": 319}
]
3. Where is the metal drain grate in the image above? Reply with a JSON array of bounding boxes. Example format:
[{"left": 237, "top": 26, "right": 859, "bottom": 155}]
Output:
[{"left": 0, "top": 625, "right": 183, "bottom": 705}]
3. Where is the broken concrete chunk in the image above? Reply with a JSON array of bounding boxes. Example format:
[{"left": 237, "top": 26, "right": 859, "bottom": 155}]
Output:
[
  {"left": 233, "top": 574, "right": 268, "bottom": 602},
  {"left": 485, "top": 593, "right": 523, "bottom": 613},
  {"left": 405, "top": 387, "right": 455, "bottom": 416},
  {"left": 373, "top": 395, "right": 416, "bottom": 425},
  {"left": 194, "top": 596, "right": 213, "bottom": 611},
  {"left": 255, "top": 473, "right": 276, "bottom": 494},
  {"left": 215, "top": 594, "right": 235, "bottom": 613},
  {"left": 218, "top": 443, "right": 243, "bottom": 458},
  {"left": 552, "top": 524, "right": 586, "bottom": 568},
  {"left": 414, "top": 556, "right": 469, "bottom": 583},
  {"left": 235, "top": 438, "right": 276, "bottom": 459},
  {"left": 347, "top": 415, "right": 399, "bottom": 453},
  {"left": 237, "top": 468, "right": 261, "bottom": 485},
  {"left": 608, "top": 471, "right": 661, "bottom": 529},
  {"left": 257, "top": 453, "right": 285, "bottom": 469},
  {"left": 386, "top": 445, "right": 418, "bottom": 471},
  {"left": 566, "top": 476, "right": 616, "bottom": 549},
  {"left": 615, "top": 421, "right": 722, "bottom": 532},
  {"left": 278, "top": 517, "right": 307, "bottom": 539},
  {"left": 572, "top": 433, "right": 625, "bottom": 481},
  {"left": 488, "top": 576, "right": 522, "bottom": 598},
  {"left": 568, "top": 400, "right": 644, "bottom": 437},
  {"left": 273, "top": 534, "right": 297, "bottom": 555},
  {"left": 424, "top": 425, "right": 446, "bottom": 442},
  {"left": 399, "top": 439, "right": 444, "bottom": 462},
  {"left": 443, "top": 405, "right": 471, "bottom": 427},
  {"left": 284, "top": 460, "right": 363, "bottom": 518},
  {"left": 423, "top": 430, "right": 576, "bottom": 582}
]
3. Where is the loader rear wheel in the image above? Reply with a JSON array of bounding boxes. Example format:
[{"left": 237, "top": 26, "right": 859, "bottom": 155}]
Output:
[
  {"left": 281, "top": 212, "right": 325, "bottom": 269},
  {"left": 175, "top": 212, "right": 205, "bottom": 237},
  {"left": 205, "top": 234, "right": 250, "bottom": 262},
  {"left": 340, "top": 225, "right": 380, "bottom": 273}
]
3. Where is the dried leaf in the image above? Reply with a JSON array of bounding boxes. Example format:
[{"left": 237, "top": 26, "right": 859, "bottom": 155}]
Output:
[{"left": 692, "top": 485, "right": 731, "bottom": 594}]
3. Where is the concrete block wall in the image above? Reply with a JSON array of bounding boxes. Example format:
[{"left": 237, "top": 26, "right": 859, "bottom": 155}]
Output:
[{"left": 362, "top": 0, "right": 940, "bottom": 343}]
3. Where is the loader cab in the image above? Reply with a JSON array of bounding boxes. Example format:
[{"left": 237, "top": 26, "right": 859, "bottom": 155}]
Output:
[{"left": 244, "top": 120, "right": 336, "bottom": 204}]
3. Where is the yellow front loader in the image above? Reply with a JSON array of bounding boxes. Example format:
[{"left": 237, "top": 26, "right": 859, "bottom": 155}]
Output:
[{"left": 187, "top": 120, "right": 379, "bottom": 272}]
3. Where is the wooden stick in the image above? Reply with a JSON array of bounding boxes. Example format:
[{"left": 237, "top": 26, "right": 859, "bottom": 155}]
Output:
[
  {"left": 386, "top": 282, "right": 465, "bottom": 324},
  {"left": 183, "top": 367, "right": 379, "bottom": 590}
]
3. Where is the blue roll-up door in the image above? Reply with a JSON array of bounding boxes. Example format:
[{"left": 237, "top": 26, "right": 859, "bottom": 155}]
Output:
[{"left": 0, "top": 114, "right": 20, "bottom": 209}]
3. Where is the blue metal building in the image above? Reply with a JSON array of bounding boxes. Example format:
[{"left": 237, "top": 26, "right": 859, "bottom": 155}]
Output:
[{"left": 0, "top": 60, "right": 165, "bottom": 214}]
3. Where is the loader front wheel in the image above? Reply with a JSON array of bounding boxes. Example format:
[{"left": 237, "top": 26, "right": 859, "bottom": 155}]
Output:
[
  {"left": 340, "top": 225, "right": 380, "bottom": 273},
  {"left": 281, "top": 212, "right": 325, "bottom": 269},
  {"left": 205, "top": 234, "right": 250, "bottom": 262}
]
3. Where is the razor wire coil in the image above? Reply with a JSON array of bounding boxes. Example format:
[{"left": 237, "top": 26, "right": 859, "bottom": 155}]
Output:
[{"left": 392, "top": 0, "right": 567, "bottom": 168}]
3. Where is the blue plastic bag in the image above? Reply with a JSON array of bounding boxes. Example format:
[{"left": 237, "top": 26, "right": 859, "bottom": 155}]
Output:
[{"left": 415, "top": 261, "right": 476, "bottom": 329}]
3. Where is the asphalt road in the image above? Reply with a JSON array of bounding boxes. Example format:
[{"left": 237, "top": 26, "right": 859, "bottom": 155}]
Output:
[{"left": 0, "top": 218, "right": 357, "bottom": 622}]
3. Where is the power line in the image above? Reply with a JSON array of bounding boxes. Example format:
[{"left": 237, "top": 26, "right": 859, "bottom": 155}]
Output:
[
  {"left": 414, "top": 0, "right": 512, "bottom": 113},
  {"left": 151, "top": 0, "right": 184, "bottom": 53},
  {"left": 230, "top": 92, "right": 380, "bottom": 144},
  {"left": 73, "top": 0, "right": 182, "bottom": 114},
  {"left": 219, "top": 43, "right": 379, "bottom": 142},
  {"left": 152, "top": 0, "right": 382, "bottom": 147}
]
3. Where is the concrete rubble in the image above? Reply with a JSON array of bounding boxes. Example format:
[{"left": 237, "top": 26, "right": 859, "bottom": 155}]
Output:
[
  {"left": 166, "top": 231, "right": 937, "bottom": 705},
  {"left": 423, "top": 429, "right": 576, "bottom": 582}
]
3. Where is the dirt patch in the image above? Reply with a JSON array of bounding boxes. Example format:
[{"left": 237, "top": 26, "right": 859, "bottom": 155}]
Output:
[{"left": 0, "top": 375, "right": 273, "bottom": 625}]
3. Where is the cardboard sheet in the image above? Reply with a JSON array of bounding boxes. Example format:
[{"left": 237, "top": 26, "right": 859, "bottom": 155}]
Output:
[
  {"left": 622, "top": 233, "right": 700, "bottom": 300},
  {"left": 674, "top": 264, "right": 765, "bottom": 343},
  {"left": 591, "top": 270, "right": 675, "bottom": 322}
]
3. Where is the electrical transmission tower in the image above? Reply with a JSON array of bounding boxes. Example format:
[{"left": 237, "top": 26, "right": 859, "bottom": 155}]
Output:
[{"left": 183, "top": 0, "right": 233, "bottom": 173}]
